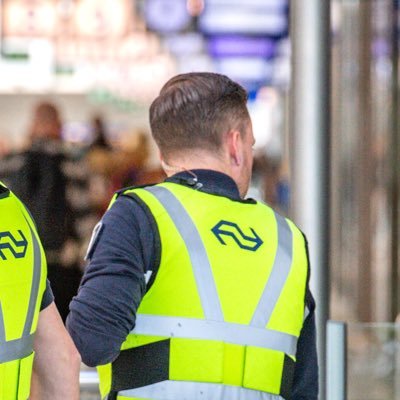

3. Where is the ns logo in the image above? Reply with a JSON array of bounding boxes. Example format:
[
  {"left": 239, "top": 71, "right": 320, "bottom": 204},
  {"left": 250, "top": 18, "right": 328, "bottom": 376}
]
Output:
[
  {"left": 0, "top": 230, "right": 28, "bottom": 260},
  {"left": 211, "top": 220, "right": 263, "bottom": 252}
]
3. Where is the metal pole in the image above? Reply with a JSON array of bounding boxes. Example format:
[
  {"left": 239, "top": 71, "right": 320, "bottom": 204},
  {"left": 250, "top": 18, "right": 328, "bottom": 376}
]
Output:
[
  {"left": 390, "top": 0, "right": 400, "bottom": 322},
  {"left": 290, "top": 1, "right": 331, "bottom": 398},
  {"left": 326, "top": 321, "right": 347, "bottom": 400},
  {"left": 357, "top": 0, "right": 373, "bottom": 323}
]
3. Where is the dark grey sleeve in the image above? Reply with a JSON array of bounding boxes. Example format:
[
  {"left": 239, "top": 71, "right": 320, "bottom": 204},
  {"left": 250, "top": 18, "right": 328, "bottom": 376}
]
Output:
[
  {"left": 292, "top": 289, "right": 319, "bottom": 400},
  {"left": 291, "top": 231, "right": 318, "bottom": 399},
  {"left": 40, "top": 279, "right": 54, "bottom": 310},
  {"left": 66, "top": 195, "right": 156, "bottom": 367}
]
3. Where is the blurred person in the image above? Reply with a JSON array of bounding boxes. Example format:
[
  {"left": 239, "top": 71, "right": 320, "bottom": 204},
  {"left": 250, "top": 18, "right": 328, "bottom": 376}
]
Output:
[
  {"left": 67, "top": 73, "right": 318, "bottom": 400},
  {"left": 0, "top": 181, "right": 80, "bottom": 399},
  {"left": 0, "top": 102, "right": 96, "bottom": 322},
  {"left": 89, "top": 114, "right": 112, "bottom": 151},
  {"left": 86, "top": 115, "right": 115, "bottom": 217},
  {"left": 113, "top": 130, "right": 166, "bottom": 187},
  {"left": 0, "top": 137, "right": 9, "bottom": 159},
  {"left": 87, "top": 129, "right": 165, "bottom": 217},
  {"left": 251, "top": 153, "right": 290, "bottom": 215},
  {"left": 111, "top": 130, "right": 151, "bottom": 188}
]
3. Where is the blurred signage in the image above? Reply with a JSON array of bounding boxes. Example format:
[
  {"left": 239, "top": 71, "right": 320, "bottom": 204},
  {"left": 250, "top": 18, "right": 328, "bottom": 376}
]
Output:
[
  {"left": 2, "top": 0, "right": 58, "bottom": 37},
  {"left": 215, "top": 57, "right": 273, "bottom": 82},
  {"left": 199, "top": 0, "right": 288, "bottom": 37},
  {"left": 208, "top": 36, "right": 277, "bottom": 58},
  {"left": 163, "top": 33, "right": 205, "bottom": 56},
  {"left": 176, "top": 53, "right": 214, "bottom": 74},
  {"left": 2, "top": 0, "right": 133, "bottom": 39},
  {"left": 145, "top": 0, "right": 192, "bottom": 33},
  {"left": 197, "top": 0, "right": 289, "bottom": 88},
  {"left": 202, "top": 0, "right": 287, "bottom": 9},
  {"left": 200, "top": 12, "right": 287, "bottom": 37},
  {"left": 75, "top": 0, "right": 133, "bottom": 38}
]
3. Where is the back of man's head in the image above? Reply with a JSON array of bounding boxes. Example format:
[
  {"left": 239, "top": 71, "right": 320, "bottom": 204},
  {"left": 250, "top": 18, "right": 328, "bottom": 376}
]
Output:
[
  {"left": 29, "top": 102, "right": 62, "bottom": 141},
  {"left": 149, "top": 72, "right": 249, "bottom": 158}
]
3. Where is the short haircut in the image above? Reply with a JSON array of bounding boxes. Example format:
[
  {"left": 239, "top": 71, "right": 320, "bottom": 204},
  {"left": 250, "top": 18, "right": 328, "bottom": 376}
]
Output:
[
  {"left": 30, "top": 101, "right": 62, "bottom": 139},
  {"left": 149, "top": 72, "right": 249, "bottom": 157}
]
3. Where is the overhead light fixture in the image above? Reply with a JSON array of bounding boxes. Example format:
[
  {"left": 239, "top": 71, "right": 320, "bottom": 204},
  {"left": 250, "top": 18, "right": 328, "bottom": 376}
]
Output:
[
  {"left": 75, "top": 0, "right": 133, "bottom": 38},
  {"left": 3, "top": 0, "right": 58, "bottom": 37}
]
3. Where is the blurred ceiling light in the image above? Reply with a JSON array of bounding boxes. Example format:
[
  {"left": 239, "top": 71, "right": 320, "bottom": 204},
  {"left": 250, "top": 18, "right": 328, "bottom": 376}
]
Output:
[
  {"left": 199, "top": 8, "right": 287, "bottom": 36},
  {"left": 177, "top": 54, "right": 214, "bottom": 74},
  {"left": 117, "top": 33, "right": 160, "bottom": 61},
  {"left": 75, "top": 0, "right": 133, "bottom": 38},
  {"left": 208, "top": 36, "right": 277, "bottom": 58},
  {"left": 186, "top": 0, "right": 204, "bottom": 17},
  {"left": 216, "top": 57, "right": 273, "bottom": 82},
  {"left": 145, "top": 0, "right": 191, "bottom": 33},
  {"left": 163, "top": 33, "right": 204, "bottom": 56},
  {"left": 57, "top": 0, "right": 75, "bottom": 19},
  {"left": 3, "top": 0, "right": 58, "bottom": 37},
  {"left": 204, "top": 0, "right": 286, "bottom": 10}
]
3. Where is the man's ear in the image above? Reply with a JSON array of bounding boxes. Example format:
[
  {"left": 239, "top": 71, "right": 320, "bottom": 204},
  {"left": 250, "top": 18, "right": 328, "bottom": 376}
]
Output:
[{"left": 227, "top": 129, "right": 242, "bottom": 166}]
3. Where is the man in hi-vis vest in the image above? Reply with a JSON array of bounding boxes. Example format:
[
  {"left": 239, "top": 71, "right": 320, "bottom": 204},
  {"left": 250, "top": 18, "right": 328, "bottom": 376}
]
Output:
[
  {"left": 67, "top": 73, "right": 318, "bottom": 400},
  {"left": 0, "top": 182, "right": 80, "bottom": 399}
]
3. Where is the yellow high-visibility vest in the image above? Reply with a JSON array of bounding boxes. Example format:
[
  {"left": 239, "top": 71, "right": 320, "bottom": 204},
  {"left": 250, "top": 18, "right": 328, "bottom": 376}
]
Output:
[
  {"left": 0, "top": 182, "right": 47, "bottom": 399},
  {"left": 98, "top": 182, "right": 309, "bottom": 400}
]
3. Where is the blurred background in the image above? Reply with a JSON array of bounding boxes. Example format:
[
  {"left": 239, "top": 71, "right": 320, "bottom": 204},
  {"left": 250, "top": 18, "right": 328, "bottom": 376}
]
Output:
[{"left": 1, "top": 0, "right": 400, "bottom": 398}]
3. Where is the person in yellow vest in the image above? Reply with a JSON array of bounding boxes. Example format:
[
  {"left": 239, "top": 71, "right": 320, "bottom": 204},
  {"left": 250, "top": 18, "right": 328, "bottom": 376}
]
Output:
[
  {"left": 67, "top": 72, "right": 318, "bottom": 400},
  {"left": 0, "top": 181, "right": 81, "bottom": 399}
]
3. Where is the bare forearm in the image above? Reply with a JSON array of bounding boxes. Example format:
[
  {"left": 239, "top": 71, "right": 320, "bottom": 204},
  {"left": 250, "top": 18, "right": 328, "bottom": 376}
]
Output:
[
  {"left": 30, "top": 303, "right": 81, "bottom": 399},
  {"left": 30, "top": 349, "right": 81, "bottom": 399}
]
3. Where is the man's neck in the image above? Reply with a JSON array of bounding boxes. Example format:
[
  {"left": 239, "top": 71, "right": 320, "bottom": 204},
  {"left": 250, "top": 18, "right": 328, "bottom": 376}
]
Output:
[{"left": 162, "top": 153, "right": 230, "bottom": 178}]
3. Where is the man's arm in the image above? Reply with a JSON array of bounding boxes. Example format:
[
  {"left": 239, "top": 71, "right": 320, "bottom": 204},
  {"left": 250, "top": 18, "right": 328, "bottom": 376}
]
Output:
[
  {"left": 67, "top": 195, "right": 156, "bottom": 366},
  {"left": 292, "top": 290, "right": 319, "bottom": 400},
  {"left": 30, "top": 302, "right": 81, "bottom": 400}
]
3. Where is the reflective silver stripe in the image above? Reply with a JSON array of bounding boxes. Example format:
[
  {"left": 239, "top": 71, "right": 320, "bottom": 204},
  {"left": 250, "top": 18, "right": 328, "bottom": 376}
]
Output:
[
  {"left": 251, "top": 212, "right": 293, "bottom": 328},
  {"left": 133, "top": 315, "right": 297, "bottom": 356},
  {"left": 119, "top": 381, "right": 284, "bottom": 400},
  {"left": 23, "top": 224, "right": 42, "bottom": 336},
  {"left": 0, "top": 222, "right": 41, "bottom": 363},
  {"left": 0, "top": 303, "right": 5, "bottom": 342},
  {"left": 145, "top": 186, "right": 223, "bottom": 321},
  {"left": 0, "top": 334, "right": 34, "bottom": 363}
]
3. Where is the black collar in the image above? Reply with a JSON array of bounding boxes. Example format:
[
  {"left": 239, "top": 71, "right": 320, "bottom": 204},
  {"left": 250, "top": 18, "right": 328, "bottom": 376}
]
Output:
[{"left": 166, "top": 169, "right": 250, "bottom": 202}]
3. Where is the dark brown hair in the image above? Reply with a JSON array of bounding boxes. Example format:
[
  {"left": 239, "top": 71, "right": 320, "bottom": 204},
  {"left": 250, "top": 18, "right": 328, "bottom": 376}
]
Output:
[
  {"left": 29, "top": 101, "right": 62, "bottom": 140},
  {"left": 149, "top": 72, "right": 249, "bottom": 157}
]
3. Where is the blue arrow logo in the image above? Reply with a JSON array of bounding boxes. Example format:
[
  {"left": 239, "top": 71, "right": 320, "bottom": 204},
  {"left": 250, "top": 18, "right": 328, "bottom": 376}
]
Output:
[
  {"left": 211, "top": 220, "right": 263, "bottom": 252},
  {"left": 0, "top": 230, "right": 28, "bottom": 260}
]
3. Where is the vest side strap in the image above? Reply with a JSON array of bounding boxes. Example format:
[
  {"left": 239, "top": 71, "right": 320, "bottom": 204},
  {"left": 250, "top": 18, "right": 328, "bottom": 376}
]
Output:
[
  {"left": 133, "top": 315, "right": 297, "bottom": 356},
  {"left": 111, "top": 339, "right": 170, "bottom": 393},
  {"left": 119, "top": 381, "right": 285, "bottom": 400}
]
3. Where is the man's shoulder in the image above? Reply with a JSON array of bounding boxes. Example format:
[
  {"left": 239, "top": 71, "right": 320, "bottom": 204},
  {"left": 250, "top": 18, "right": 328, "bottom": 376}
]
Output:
[
  {"left": 253, "top": 199, "right": 306, "bottom": 240},
  {"left": 107, "top": 187, "right": 158, "bottom": 222}
]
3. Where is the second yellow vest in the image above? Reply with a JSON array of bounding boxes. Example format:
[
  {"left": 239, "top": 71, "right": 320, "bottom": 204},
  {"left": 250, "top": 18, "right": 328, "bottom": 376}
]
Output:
[{"left": 0, "top": 183, "right": 47, "bottom": 399}]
